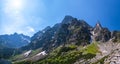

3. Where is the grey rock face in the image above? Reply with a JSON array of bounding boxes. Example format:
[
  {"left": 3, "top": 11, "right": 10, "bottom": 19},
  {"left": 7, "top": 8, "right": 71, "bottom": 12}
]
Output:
[
  {"left": 105, "top": 49, "right": 120, "bottom": 64},
  {"left": 111, "top": 31, "right": 120, "bottom": 42},
  {"left": 92, "top": 22, "right": 111, "bottom": 42}
]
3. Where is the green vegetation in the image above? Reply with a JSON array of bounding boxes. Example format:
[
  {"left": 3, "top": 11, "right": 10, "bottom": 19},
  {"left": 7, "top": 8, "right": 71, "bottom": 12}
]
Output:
[
  {"left": 0, "top": 47, "right": 15, "bottom": 59},
  {"left": 13, "top": 42, "right": 100, "bottom": 64},
  {"left": 37, "top": 43, "right": 99, "bottom": 64},
  {"left": 82, "top": 42, "right": 99, "bottom": 54},
  {"left": 59, "top": 45, "right": 77, "bottom": 52}
]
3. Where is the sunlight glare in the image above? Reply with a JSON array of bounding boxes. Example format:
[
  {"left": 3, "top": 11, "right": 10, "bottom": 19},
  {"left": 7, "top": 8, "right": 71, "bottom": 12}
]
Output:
[
  {"left": 4, "top": 0, "right": 24, "bottom": 13},
  {"left": 10, "top": 0, "right": 23, "bottom": 10}
]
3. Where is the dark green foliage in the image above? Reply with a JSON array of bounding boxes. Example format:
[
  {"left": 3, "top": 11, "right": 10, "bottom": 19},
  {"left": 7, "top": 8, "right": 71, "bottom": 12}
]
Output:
[
  {"left": 0, "top": 47, "right": 14, "bottom": 59},
  {"left": 59, "top": 45, "right": 77, "bottom": 52},
  {"left": 0, "top": 43, "right": 22, "bottom": 59},
  {"left": 38, "top": 51, "right": 82, "bottom": 64},
  {"left": 82, "top": 53, "right": 96, "bottom": 59},
  {"left": 38, "top": 51, "right": 96, "bottom": 64}
]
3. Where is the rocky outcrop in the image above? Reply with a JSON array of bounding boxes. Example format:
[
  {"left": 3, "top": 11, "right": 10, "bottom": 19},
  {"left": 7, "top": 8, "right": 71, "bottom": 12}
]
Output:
[
  {"left": 91, "top": 22, "right": 111, "bottom": 42},
  {"left": 111, "top": 31, "right": 120, "bottom": 42},
  {"left": 105, "top": 49, "right": 120, "bottom": 64}
]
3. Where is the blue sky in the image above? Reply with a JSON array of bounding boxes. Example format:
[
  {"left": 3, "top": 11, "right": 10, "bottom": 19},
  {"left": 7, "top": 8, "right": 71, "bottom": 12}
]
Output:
[{"left": 0, "top": 0, "right": 120, "bottom": 36}]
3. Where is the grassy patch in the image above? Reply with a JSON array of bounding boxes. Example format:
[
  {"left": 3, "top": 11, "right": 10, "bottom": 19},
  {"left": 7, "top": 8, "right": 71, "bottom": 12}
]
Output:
[
  {"left": 82, "top": 42, "right": 99, "bottom": 54},
  {"left": 37, "top": 43, "right": 99, "bottom": 64}
]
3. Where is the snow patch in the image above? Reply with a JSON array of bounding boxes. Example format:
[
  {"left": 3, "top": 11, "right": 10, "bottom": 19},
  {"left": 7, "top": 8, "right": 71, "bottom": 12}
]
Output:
[
  {"left": 52, "top": 36, "right": 54, "bottom": 39},
  {"left": 102, "top": 50, "right": 107, "bottom": 54},
  {"left": 42, "top": 31, "right": 45, "bottom": 33},
  {"left": 36, "top": 51, "right": 47, "bottom": 56},
  {"left": 23, "top": 50, "right": 32, "bottom": 57},
  {"left": 21, "top": 36, "right": 30, "bottom": 43}
]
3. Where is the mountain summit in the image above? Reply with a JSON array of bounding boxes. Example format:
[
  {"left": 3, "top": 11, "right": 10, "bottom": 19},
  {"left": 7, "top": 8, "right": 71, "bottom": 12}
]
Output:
[
  {"left": 93, "top": 21, "right": 102, "bottom": 34},
  {"left": 62, "top": 15, "right": 74, "bottom": 24},
  {"left": 92, "top": 22, "right": 111, "bottom": 42}
]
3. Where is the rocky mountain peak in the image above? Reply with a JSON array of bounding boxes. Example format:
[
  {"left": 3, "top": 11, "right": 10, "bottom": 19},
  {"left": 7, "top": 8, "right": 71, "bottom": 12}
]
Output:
[
  {"left": 91, "top": 22, "right": 111, "bottom": 42},
  {"left": 62, "top": 15, "right": 74, "bottom": 24},
  {"left": 93, "top": 21, "right": 102, "bottom": 34},
  {"left": 96, "top": 21, "right": 102, "bottom": 27}
]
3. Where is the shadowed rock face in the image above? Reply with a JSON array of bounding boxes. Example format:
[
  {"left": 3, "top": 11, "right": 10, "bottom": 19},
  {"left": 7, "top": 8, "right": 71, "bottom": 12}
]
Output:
[{"left": 111, "top": 31, "right": 120, "bottom": 42}]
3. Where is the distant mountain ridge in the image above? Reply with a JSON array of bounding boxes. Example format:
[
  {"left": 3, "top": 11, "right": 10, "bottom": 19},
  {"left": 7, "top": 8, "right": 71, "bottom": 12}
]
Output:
[{"left": 0, "top": 33, "right": 30, "bottom": 48}]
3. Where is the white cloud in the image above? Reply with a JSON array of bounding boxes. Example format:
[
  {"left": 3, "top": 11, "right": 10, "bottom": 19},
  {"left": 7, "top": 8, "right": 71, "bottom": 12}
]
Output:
[
  {"left": 16, "top": 26, "right": 35, "bottom": 37},
  {"left": 26, "top": 26, "right": 35, "bottom": 33}
]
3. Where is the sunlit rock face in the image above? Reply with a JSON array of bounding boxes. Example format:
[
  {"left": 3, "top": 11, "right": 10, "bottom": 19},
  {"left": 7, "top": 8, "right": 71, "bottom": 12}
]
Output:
[{"left": 104, "top": 44, "right": 120, "bottom": 64}]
